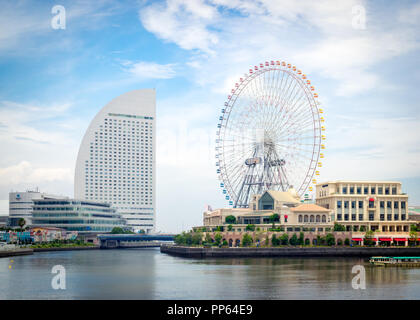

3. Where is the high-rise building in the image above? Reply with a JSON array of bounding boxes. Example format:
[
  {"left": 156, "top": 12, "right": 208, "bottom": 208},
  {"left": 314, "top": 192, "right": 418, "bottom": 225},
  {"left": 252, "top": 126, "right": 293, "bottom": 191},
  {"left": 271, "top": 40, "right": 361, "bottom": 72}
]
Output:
[{"left": 74, "top": 89, "right": 156, "bottom": 233}]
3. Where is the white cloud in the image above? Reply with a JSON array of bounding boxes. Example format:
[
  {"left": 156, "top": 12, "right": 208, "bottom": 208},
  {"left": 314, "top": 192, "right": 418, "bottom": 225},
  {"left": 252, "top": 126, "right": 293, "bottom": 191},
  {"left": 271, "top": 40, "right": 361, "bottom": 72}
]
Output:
[
  {"left": 122, "top": 61, "right": 177, "bottom": 79},
  {"left": 0, "top": 161, "right": 73, "bottom": 185},
  {"left": 139, "top": 0, "right": 219, "bottom": 53},
  {"left": 139, "top": 0, "right": 420, "bottom": 97}
]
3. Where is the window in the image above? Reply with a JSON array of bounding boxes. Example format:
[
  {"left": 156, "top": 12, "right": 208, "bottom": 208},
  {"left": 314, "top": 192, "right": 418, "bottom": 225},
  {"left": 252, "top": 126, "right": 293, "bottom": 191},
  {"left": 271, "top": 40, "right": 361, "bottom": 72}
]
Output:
[
  {"left": 394, "top": 214, "right": 399, "bottom": 220},
  {"left": 369, "top": 213, "right": 374, "bottom": 221},
  {"left": 380, "top": 214, "right": 384, "bottom": 221},
  {"left": 342, "top": 187, "right": 347, "bottom": 194},
  {"left": 358, "top": 201, "right": 363, "bottom": 209},
  {"left": 387, "top": 201, "right": 392, "bottom": 208},
  {"left": 387, "top": 214, "right": 392, "bottom": 221},
  {"left": 401, "top": 201, "right": 406, "bottom": 209},
  {"left": 392, "top": 187, "right": 397, "bottom": 195},
  {"left": 378, "top": 187, "right": 383, "bottom": 194},
  {"left": 380, "top": 201, "right": 384, "bottom": 208},
  {"left": 350, "top": 187, "right": 354, "bottom": 194},
  {"left": 364, "top": 187, "right": 368, "bottom": 194},
  {"left": 385, "top": 187, "right": 389, "bottom": 195},
  {"left": 344, "top": 201, "right": 349, "bottom": 209},
  {"left": 394, "top": 201, "right": 399, "bottom": 209},
  {"left": 352, "top": 214, "right": 356, "bottom": 221},
  {"left": 359, "top": 214, "right": 363, "bottom": 221},
  {"left": 337, "top": 214, "right": 342, "bottom": 221},
  {"left": 351, "top": 201, "right": 356, "bottom": 209},
  {"left": 357, "top": 187, "right": 361, "bottom": 194},
  {"left": 371, "top": 187, "right": 375, "bottom": 194},
  {"left": 337, "top": 201, "right": 342, "bottom": 209}
]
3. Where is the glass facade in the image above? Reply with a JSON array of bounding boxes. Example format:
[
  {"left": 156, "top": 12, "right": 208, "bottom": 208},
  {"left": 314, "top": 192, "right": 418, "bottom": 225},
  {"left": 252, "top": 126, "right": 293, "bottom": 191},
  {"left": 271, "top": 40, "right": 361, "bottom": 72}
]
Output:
[{"left": 32, "top": 199, "right": 124, "bottom": 233}]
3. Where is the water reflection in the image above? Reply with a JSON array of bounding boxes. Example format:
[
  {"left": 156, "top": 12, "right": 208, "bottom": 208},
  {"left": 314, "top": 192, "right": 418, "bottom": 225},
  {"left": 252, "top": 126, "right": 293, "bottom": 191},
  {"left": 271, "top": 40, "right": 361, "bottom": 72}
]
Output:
[{"left": 1, "top": 248, "right": 419, "bottom": 299}]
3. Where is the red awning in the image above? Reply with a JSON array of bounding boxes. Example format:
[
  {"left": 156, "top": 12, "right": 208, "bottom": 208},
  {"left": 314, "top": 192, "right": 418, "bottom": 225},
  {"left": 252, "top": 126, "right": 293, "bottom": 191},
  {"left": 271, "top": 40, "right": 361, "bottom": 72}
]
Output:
[
  {"left": 393, "top": 238, "right": 407, "bottom": 242},
  {"left": 352, "top": 238, "right": 363, "bottom": 241},
  {"left": 379, "top": 238, "right": 392, "bottom": 241},
  {"left": 369, "top": 198, "right": 374, "bottom": 201},
  {"left": 364, "top": 238, "right": 377, "bottom": 241}
]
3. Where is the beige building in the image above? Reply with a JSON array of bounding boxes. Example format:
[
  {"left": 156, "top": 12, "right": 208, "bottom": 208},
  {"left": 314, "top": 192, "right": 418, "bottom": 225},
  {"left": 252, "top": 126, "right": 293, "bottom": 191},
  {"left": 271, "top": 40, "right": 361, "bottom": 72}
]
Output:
[
  {"left": 316, "top": 181, "right": 411, "bottom": 235},
  {"left": 202, "top": 189, "right": 335, "bottom": 233}
]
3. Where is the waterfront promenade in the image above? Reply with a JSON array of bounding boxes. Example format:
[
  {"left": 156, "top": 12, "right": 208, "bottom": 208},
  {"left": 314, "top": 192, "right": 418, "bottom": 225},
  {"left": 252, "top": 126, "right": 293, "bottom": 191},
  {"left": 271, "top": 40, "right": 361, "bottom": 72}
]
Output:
[{"left": 161, "top": 244, "right": 420, "bottom": 258}]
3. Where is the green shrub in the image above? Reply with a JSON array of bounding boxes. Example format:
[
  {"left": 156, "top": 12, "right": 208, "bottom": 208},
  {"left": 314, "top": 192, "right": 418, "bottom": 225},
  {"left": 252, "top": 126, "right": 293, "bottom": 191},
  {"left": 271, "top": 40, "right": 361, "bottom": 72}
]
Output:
[
  {"left": 242, "top": 234, "right": 253, "bottom": 247},
  {"left": 225, "top": 215, "right": 236, "bottom": 224},
  {"left": 289, "top": 234, "right": 298, "bottom": 246},
  {"left": 246, "top": 224, "right": 255, "bottom": 231},
  {"left": 326, "top": 233, "right": 335, "bottom": 246},
  {"left": 280, "top": 233, "right": 289, "bottom": 245},
  {"left": 333, "top": 223, "right": 346, "bottom": 232}
]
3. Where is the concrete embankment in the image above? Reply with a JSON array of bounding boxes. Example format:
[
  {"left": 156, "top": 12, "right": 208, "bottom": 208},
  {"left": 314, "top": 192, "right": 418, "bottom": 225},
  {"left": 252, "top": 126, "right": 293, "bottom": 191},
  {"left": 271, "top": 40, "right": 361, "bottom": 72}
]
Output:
[
  {"left": 32, "top": 246, "right": 100, "bottom": 252},
  {"left": 0, "top": 248, "right": 33, "bottom": 258},
  {"left": 161, "top": 244, "right": 420, "bottom": 259}
]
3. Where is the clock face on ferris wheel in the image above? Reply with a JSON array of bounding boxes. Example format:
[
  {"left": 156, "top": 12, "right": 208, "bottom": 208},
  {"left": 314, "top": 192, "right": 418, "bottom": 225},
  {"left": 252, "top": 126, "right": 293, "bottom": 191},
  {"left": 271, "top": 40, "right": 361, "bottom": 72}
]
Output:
[{"left": 215, "top": 60, "right": 325, "bottom": 208}]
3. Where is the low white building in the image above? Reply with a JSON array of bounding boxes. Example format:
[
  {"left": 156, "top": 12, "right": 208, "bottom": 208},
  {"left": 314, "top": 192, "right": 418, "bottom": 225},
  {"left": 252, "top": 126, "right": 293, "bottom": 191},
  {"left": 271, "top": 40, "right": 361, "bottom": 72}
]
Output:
[{"left": 8, "top": 190, "right": 62, "bottom": 227}]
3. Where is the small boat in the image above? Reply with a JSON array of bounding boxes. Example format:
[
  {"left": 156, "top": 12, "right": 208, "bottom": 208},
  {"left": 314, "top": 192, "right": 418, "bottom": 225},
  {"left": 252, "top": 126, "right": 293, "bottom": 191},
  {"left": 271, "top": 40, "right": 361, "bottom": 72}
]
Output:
[{"left": 369, "top": 256, "right": 420, "bottom": 267}]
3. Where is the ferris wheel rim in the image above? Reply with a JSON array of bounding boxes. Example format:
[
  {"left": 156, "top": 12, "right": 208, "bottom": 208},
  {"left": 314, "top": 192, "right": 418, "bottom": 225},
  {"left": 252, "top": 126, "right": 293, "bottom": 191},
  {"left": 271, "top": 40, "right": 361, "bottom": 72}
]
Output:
[{"left": 216, "top": 61, "right": 325, "bottom": 207}]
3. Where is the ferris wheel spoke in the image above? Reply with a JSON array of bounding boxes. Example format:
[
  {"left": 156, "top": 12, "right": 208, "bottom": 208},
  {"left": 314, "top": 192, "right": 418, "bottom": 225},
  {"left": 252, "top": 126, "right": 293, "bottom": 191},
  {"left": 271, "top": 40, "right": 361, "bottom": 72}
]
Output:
[{"left": 217, "top": 63, "right": 323, "bottom": 207}]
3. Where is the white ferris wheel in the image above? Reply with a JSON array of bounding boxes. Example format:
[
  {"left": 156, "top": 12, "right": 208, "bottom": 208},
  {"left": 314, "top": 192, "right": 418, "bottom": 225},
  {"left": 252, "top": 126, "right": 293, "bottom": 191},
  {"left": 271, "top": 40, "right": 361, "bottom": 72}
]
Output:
[{"left": 215, "top": 60, "right": 326, "bottom": 208}]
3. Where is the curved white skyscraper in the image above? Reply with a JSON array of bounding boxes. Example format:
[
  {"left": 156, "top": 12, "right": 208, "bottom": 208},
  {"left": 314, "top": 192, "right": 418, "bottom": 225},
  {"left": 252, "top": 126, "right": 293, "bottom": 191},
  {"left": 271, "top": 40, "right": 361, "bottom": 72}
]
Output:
[{"left": 75, "top": 89, "right": 155, "bottom": 233}]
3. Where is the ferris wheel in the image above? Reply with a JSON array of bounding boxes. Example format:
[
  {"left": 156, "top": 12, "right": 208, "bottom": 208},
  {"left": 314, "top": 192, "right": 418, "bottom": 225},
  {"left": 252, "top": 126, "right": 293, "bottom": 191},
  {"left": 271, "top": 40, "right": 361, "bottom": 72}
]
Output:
[{"left": 215, "top": 60, "right": 325, "bottom": 208}]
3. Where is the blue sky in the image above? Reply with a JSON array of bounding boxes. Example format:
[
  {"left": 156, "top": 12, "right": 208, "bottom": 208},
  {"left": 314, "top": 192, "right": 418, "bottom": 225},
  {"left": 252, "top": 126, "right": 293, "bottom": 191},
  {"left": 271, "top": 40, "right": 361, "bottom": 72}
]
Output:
[{"left": 0, "top": 0, "right": 419, "bottom": 232}]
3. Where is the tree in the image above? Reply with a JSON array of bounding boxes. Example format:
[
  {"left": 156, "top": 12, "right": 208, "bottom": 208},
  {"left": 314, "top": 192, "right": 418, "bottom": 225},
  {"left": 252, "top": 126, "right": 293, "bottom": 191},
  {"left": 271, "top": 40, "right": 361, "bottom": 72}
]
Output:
[
  {"left": 359, "top": 226, "right": 366, "bottom": 232},
  {"left": 344, "top": 238, "right": 350, "bottom": 246},
  {"left": 222, "top": 240, "right": 228, "bottom": 247},
  {"left": 111, "top": 227, "right": 124, "bottom": 234},
  {"left": 290, "top": 234, "right": 298, "bottom": 246},
  {"left": 192, "top": 232, "right": 203, "bottom": 246},
  {"left": 225, "top": 215, "right": 236, "bottom": 224},
  {"left": 326, "top": 233, "right": 335, "bottom": 246},
  {"left": 245, "top": 224, "right": 255, "bottom": 231},
  {"left": 333, "top": 223, "right": 346, "bottom": 232},
  {"left": 299, "top": 232, "right": 304, "bottom": 245},
  {"left": 204, "top": 233, "right": 213, "bottom": 245},
  {"left": 364, "top": 230, "right": 375, "bottom": 246},
  {"left": 18, "top": 218, "right": 26, "bottom": 230},
  {"left": 242, "top": 234, "right": 253, "bottom": 247},
  {"left": 410, "top": 224, "right": 418, "bottom": 232},
  {"left": 280, "top": 233, "right": 289, "bottom": 245},
  {"left": 409, "top": 230, "right": 418, "bottom": 246},
  {"left": 269, "top": 213, "right": 279, "bottom": 229},
  {"left": 271, "top": 234, "right": 279, "bottom": 246},
  {"left": 214, "top": 232, "right": 223, "bottom": 246},
  {"left": 227, "top": 224, "right": 233, "bottom": 231}
]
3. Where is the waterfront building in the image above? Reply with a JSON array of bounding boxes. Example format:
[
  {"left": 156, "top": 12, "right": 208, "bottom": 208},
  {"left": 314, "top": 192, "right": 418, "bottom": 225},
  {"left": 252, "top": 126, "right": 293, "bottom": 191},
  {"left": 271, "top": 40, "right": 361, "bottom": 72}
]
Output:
[
  {"left": 30, "top": 227, "right": 78, "bottom": 243},
  {"left": 8, "top": 190, "right": 61, "bottom": 227},
  {"left": 202, "top": 188, "right": 335, "bottom": 233},
  {"left": 0, "top": 216, "right": 8, "bottom": 228},
  {"left": 31, "top": 198, "right": 125, "bottom": 233},
  {"left": 198, "top": 182, "right": 417, "bottom": 247},
  {"left": 315, "top": 181, "right": 410, "bottom": 232},
  {"left": 74, "top": 89, "right": 156, "bottom": 233}
]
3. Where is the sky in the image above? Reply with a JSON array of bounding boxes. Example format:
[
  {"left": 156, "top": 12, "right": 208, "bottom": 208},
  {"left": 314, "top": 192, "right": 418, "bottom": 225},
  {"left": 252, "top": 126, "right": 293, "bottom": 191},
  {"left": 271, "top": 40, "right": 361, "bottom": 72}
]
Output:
[{"left": 0, "top": 0, "right": 419, "bottom": 233}]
